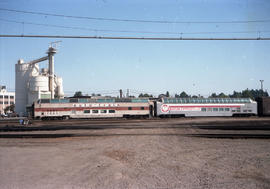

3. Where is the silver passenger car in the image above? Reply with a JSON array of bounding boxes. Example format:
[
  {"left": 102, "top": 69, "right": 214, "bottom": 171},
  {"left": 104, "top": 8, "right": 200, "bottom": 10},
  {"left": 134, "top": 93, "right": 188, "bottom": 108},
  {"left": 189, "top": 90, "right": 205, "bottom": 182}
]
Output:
[{"left": 156, "top": 98, "right": 257, "bottom": 117}]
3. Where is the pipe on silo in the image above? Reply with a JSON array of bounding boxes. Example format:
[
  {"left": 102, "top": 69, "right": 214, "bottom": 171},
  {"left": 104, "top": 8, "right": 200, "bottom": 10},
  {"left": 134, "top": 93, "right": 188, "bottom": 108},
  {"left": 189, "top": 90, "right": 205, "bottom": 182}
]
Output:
[{"left": 47, "top": 47, "right": 57, "bottom": 99}]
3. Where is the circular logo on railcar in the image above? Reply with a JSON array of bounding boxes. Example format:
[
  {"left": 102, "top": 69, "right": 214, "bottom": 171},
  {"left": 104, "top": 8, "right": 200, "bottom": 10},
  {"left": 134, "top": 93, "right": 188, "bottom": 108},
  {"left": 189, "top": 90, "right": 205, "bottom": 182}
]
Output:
[{"left": 161, "top": 104, "right": 170, "bottom": 112}]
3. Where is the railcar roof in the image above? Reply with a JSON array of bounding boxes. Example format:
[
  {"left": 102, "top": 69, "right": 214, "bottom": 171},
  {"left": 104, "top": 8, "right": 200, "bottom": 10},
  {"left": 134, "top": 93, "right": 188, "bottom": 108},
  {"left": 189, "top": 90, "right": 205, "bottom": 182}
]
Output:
[
  {"left": 162, "top": 98, "right": 252, "bottom": 104},
  {"left": 38, "top": 98, "right": 149, "bottom": 103}
]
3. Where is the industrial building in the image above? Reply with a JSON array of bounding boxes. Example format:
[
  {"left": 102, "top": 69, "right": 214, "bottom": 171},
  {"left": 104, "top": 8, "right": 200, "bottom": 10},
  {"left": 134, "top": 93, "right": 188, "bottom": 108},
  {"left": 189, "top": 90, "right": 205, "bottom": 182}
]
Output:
[
  {"left": 0, "top": 86, "right": 15, "bottom": 115},
  {"left": 15, "top": 47, "right": 64, "bottom": 116}
]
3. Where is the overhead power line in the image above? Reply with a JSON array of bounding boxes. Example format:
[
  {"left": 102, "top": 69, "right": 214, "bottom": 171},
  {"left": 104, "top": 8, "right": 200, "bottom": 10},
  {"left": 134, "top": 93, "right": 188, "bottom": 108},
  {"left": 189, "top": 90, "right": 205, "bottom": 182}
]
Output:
[
  {"left": 1, "top": 8, "right": 270, "bottom": 24},
  {"left": 1, "top": 18, "right": 270, "bottom": 35},
  {"left": 0, "top": 34, "right": 270, "bottom": 40}
]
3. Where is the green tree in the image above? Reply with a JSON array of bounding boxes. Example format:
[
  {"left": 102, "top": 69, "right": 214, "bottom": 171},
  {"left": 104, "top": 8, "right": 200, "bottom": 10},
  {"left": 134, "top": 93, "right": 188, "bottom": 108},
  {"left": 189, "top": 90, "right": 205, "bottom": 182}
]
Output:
[
  {"left": 166, "top": 91, "right": 170, "bottom": 97},
  {"left": 242, "top": 89, "right": 253, "bottom": 98},
  {"left": 228, "top": 89, "right": 269, "bottom": 99},
  {"left": 4, "top": 104, "right": 15, "bottom": 113},
  {"left": 229, "top": 91, "right": 242, "bottom": 98},
  {"left": 139, "top": 93, "right": 153, "bottom": 97},
  {"left": 210, "top": 93, "right": 217, "bottom": 98},
  {"left": 74, "top": 91, "right": 83, "bottom": 97},
  {"left": 179, "top": 91, "right": 189, "bottom": 98},
  {"left": 218, "top": 92, "right": 227, "bottom": 98}
]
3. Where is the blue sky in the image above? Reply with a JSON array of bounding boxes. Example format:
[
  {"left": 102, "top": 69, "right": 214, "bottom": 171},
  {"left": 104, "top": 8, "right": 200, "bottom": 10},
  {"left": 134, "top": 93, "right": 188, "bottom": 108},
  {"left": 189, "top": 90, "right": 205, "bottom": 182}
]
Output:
[{"left": 0, "top": 0, "right": 269, "bottom": 97}]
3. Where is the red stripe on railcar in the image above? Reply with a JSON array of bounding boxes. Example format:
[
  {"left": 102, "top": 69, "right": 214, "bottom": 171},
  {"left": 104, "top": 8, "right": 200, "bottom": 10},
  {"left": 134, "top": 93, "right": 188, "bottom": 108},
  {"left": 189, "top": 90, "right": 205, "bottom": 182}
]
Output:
[{"left": 169, "top": 105, "right": 241, "bottom": 108}]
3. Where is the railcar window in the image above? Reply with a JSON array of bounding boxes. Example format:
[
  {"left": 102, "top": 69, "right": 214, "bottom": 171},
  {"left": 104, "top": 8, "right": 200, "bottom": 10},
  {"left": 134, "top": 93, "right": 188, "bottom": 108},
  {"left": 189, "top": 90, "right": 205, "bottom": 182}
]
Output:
[
  {"left": 225, "top": 108, "right": 230, "bottom": 111},
  {"left": 70, "top": 99, "right": 78, "bottom": 103},
  {"left": 92, "top": 110, "right": 99, "bottom": 113},
  {"left": 84, "top": 110, "right": 90, "bottom": 113},
  {"left": 128, "top": 107, "right": 132, "bottom": 110},
  {"left": 100, "top": 110, "right": 107, "bottom": 113},
  {"left": 141, "top": 107, "right": 145, "bottom": 110},
  {"left": 109, "top": 110, "right": 115, "bottom": 113},
  {"left": 131, "top": 99, "right": 148, "bottom": 103},
  {"left": 97, "top": 99, "right": 115, "bottom": 103},
  {"left": 213, "top": 108, "right": 218, "bottom": 111},
  {"left": 79, "top": 99, "right": 88, "bottom": 103},
  {"left": 219, "top": 108, "right": 224, "bottom": 111},
  {"left": 207, "top": 108, "right": 212, "bottom": 111},
  {"left": 41, "top": 99, "right": 50, "bottom": 103},
  {"left": 51, "top": 99, "right": 60, "bottom": 103},
  {"left": 115, "top": 98, "right": 132, "bottom": 102},
  {"left": 60, "top": 99, "right": 69, "bottom": 103},
  {"left": 201, "top": 108, "right": 206, "bottom": 112},
  {"left": 88, "top": 99, "right": 97, "bottom": 103}
]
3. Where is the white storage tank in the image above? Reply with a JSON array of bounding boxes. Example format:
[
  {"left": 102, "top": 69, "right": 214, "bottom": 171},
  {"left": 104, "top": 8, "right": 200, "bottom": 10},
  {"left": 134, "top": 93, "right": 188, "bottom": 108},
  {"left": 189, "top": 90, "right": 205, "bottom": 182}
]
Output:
[
  {"left": 29, "top": 75, "right": 49, "bottom": 92},
  {"left": 15, "top": 60, "right": 39, "bottom": 115},
  {"left": 15, "top": 60, "right": 29, "bottom": 116},
  {"left": 55, "top": 76, "right": 64, "bottom": 98}
]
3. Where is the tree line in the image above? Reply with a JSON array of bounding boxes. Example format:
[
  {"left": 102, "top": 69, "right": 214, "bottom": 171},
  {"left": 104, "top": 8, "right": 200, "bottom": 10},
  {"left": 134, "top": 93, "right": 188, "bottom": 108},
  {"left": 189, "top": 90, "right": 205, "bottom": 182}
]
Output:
[
  {"left": 138, "top": 89, "right": 268, "bottom": 99},
  {"left": 73, "top": 88, "right": 268, "bottom": 100}
]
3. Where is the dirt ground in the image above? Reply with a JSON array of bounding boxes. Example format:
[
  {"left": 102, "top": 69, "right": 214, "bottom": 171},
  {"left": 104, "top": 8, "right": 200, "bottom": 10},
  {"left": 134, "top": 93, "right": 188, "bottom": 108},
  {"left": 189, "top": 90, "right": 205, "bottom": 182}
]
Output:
[{"left": 0, "top": 117, "right": 270, "bottom": 189}]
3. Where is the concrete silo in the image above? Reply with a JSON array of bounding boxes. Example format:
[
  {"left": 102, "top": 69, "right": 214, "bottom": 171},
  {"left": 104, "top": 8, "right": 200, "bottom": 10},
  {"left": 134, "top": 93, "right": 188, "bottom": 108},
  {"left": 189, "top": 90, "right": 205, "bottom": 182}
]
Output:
[{"left": 15, "top": 47, "right": 64, "bottom": 116}]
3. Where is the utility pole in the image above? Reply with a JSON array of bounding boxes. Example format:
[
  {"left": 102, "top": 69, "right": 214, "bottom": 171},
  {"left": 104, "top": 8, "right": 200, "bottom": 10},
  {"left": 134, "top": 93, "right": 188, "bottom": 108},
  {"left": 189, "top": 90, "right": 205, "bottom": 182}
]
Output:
[
  {"left": 126, "top": 89, "right": 129, "bottom": 98},
  {"left": 259, "top": 80, "right": 264, "bottom": 97},
  {"left": 119, "top": 89, "right": 123, "bottom": 98}
]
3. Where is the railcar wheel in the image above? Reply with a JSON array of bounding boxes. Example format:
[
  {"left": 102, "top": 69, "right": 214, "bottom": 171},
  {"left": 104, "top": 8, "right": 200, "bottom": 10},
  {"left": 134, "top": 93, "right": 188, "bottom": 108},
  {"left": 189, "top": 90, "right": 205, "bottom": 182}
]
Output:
[{"left": 62, "top": 116, "right": 70, "bottom": 120}]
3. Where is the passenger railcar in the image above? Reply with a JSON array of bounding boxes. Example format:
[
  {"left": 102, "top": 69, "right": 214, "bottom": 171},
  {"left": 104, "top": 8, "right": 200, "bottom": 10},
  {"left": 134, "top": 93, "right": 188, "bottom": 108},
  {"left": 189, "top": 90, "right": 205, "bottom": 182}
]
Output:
[
  {"left": 34, "top": 98, "right": 152, "bottom": 120},
  {"left": 156, "top": 98, "right": 257, "bottom": 117}
]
